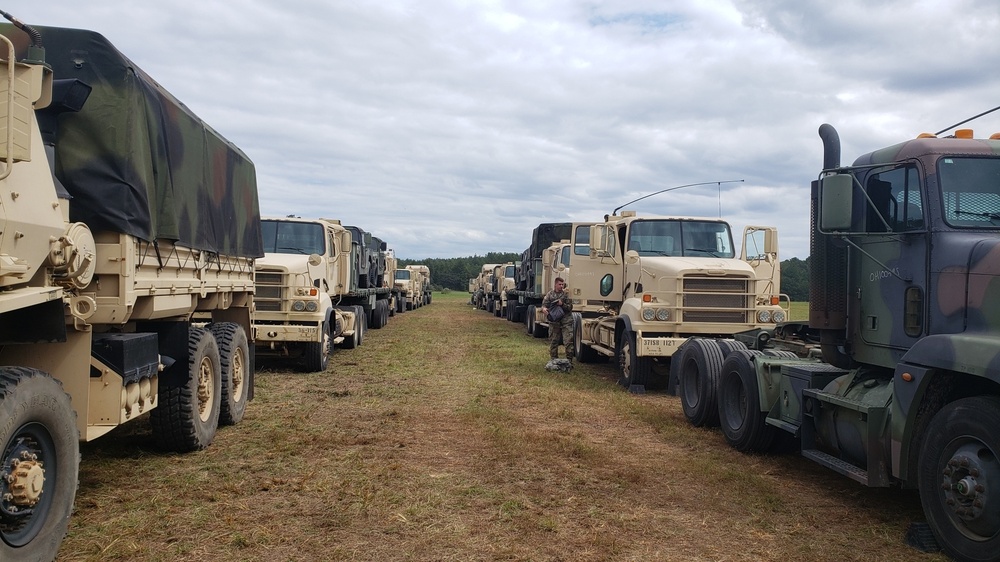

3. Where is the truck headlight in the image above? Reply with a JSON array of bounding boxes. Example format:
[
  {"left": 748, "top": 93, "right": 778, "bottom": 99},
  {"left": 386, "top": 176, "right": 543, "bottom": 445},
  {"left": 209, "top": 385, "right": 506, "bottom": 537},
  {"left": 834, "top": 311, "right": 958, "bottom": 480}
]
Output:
[
  {"left": 656, "top": 308, "right": 670, "bottom": 321},
  {"left": 292, "top": 300, "right": 306, "bottom": 312},
  {"left": 773, "top": 309, "right": 786, "bottom": 323},
  {"left": 305, "top": 301, "right": 318, "bottom": 312},
  {"left": 757, "top": 310, "right": 772, "bottom": 323},
  {"left": 642, "top": 308, "right": 655, "bottom": 321}
]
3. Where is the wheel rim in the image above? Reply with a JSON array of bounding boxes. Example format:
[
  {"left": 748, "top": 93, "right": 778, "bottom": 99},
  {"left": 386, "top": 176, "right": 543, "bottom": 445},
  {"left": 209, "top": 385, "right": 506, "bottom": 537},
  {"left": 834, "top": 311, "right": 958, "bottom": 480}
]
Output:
[
  {"left": 197, "top": 355, "right": 215, "bottom": 422},
  {"left": 937, "top": 438, "right": 1000, "bottom": 539},
  {"left": 231, "top": 344, "right": 246, "bottom": 403},
  {"left": 1, "top": 422, "right": 56, "bottom": 547},
  {"left": 620, "top": 339, "right": 632, "bottom": 381}
]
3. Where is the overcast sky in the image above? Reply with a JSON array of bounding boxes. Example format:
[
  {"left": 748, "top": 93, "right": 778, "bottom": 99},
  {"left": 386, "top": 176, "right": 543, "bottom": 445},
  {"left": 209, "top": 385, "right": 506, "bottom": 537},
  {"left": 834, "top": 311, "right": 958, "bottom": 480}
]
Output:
[{"left": 17, "top": 1, "right": 1000, "bottom": 259}]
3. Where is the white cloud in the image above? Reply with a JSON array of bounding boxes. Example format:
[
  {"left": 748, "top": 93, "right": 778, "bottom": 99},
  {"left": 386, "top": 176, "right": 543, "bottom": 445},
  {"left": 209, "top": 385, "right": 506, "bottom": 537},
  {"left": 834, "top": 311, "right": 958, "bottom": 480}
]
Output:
[{"left": 13, "top": 0, "right": 1000, "bottom": 260}]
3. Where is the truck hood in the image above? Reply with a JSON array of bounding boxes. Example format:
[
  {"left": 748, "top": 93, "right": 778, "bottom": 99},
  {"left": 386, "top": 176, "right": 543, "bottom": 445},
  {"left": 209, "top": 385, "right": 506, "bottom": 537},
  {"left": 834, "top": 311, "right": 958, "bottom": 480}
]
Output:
[{"left": 637, "top": 256, "right": 754, "bottom": 276}]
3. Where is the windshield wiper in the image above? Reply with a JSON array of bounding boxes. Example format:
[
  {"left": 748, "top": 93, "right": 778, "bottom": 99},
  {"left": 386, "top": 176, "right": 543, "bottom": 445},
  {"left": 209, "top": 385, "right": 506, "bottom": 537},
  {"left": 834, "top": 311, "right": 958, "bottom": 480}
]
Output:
[
  {"left": 684, "top": 248, "right": 721, "bottom": 257},
  {"left": 956, "top": 210, "right": 1000, "bottom": 222},
  {"left": 277, "top": 246, "right": 310, "bottom": 254}
]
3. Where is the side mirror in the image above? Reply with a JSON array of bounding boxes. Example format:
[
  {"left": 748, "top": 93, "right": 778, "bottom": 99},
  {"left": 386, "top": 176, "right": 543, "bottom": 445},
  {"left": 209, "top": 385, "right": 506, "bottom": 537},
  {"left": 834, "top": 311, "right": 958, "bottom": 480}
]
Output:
[
  {"left": 820, "top": 174, "right": 853, "bottom": 231},
  {"left": 590, "top": 224, "right": 614, "bottom": 257}
]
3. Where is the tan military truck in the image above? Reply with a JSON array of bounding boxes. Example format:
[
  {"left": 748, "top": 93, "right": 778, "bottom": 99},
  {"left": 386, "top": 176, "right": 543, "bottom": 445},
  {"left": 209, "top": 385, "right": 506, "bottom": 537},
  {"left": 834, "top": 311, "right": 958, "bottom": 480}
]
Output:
[
  {"left": 254, "top": 217, "right": 379, "bottom": 371},
  {"left": 408, "top": 264, "right": 432, "bottom": 306},
  {"left": 394, "top": 265, "right": 423, "bottom": 311},
  {"left": 471, "top": 263, "right": 498, "bottom": 311},
  {"left": 569, "top": 212, "right": 786, "bottom": 389},
  {"left": 486, "top": 262, "right": 516, "bottom": 318},
  {"left": 0, "top": 18, "right": 261, "bottom": 560}
]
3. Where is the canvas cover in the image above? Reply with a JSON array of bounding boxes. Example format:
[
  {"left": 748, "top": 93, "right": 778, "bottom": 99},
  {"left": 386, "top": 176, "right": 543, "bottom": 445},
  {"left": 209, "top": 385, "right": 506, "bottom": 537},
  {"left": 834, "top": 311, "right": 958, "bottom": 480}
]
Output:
[{"left": 1, "top": 24, "right": 264, "bottom": 258}]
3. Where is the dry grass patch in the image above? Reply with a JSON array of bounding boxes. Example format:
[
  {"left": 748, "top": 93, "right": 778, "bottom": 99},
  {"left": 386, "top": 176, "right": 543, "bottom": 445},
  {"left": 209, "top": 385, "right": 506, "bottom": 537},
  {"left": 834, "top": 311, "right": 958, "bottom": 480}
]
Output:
[{"left": 58, "top": 292, "right": 945, "bottom": 562}]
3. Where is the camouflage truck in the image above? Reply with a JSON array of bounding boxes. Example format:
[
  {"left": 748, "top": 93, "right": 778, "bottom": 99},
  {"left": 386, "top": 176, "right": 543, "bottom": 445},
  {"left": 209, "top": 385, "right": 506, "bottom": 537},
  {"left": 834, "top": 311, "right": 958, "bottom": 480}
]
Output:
[
  {"left": 253, "top": 217, "right": 365, "bottom": 371},
  {"left": 679, "top": 124, "right": 1000, "bottom": 561},
  {"left": 0, "top": 18, "right": 261, "bottom": 560},
  {"left": 570, "top": 213, "right": 787, "bottom": 390}
]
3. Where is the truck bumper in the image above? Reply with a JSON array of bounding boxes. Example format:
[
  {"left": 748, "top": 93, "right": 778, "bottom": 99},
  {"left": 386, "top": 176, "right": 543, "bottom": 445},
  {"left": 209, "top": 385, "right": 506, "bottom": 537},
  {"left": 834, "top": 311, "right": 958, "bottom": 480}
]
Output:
[
  {"left": 254, "top": 324, "right": 321, "bottom": 344},
  {"left": 637, "top": 336, "right": 687, "bottom": 357}
]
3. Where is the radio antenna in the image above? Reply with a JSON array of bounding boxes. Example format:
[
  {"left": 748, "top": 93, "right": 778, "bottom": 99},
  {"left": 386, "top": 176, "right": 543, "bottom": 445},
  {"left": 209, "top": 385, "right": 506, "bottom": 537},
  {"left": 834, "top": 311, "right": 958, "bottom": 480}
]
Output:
[
  {"left": 935, "top": 104, "right": 1000, "bottom": 136},
  {"left": 612, "top": 180, "right": 744, "bottom": 216}
]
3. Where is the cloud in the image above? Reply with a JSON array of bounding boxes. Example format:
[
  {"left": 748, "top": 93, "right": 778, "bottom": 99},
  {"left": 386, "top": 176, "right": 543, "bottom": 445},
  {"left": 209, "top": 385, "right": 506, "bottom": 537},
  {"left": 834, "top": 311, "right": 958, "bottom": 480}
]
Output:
[{"left": 14, "top": 0, "right": 1000, "bottom": 260}]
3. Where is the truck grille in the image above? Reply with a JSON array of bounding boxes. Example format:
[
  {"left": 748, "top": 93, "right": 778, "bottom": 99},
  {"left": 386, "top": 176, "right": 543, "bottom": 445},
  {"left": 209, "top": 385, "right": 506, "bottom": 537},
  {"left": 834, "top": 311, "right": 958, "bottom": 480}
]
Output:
[
  {"left": 682, "top": 276, "right": 750, "bottom": 323},
  {"left": 255, "top": 271, "right": 284, "bottom": 312}
]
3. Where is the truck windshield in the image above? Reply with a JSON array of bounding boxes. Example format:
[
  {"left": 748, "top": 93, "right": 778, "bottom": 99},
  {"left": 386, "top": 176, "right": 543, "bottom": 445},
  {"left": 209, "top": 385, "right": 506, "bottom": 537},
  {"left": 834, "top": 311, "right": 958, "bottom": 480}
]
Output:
[
  {"left": 504, "top": 265, "right": 516, "bottom": 278},
  {"left": 627, "top": 220, "right": 735, "bottom": 258},
  {"left": 395, "top": 270, "right": 411, "bottom": 280},
  {"left": 261, "top": 221, "right": 326, "bottom": 255},
  {"left": 939, "top": 157, "right": 1000, "bottom": 228}
]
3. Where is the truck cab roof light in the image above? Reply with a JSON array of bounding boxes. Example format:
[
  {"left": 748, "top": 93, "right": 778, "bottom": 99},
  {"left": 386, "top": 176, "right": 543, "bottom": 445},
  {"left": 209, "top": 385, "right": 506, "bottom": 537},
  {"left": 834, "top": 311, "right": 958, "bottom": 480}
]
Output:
[{"left": 955, "top": 129, "right": 974, "bottom": 139}]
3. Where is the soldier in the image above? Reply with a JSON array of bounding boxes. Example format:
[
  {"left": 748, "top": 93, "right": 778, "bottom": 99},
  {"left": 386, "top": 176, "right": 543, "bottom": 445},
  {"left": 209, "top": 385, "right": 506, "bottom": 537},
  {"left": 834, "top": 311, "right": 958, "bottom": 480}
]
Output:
[{"left": 541, "top": 277, "right": 574, "bottom": 366}]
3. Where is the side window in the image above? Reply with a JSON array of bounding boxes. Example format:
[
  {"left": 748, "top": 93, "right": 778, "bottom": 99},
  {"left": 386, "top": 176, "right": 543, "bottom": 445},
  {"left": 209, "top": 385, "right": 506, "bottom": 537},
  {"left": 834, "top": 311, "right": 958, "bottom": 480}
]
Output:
[
  {"left": 574, "top": 225, "right": 590, "bottom": 256},
  {"left": 865, "top": 166, "right": 922, "bottom": 232}
]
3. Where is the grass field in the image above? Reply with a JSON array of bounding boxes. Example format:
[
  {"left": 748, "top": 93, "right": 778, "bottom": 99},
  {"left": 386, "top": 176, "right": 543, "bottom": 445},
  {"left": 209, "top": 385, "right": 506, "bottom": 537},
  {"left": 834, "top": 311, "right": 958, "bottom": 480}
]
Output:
[{"left": 57, "top": 292, "right": 945, "bottom": 561}]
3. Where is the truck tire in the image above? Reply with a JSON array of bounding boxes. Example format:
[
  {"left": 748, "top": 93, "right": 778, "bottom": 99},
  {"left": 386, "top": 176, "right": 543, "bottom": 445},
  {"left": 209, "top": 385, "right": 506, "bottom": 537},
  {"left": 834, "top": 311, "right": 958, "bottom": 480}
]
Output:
[
  {"left": 151, "top": 327, "right": 222, "bottom": 452},
  {"left": 617, "top": 330, "right": 652, "bottom": 388},
  {"left": 396, "top": 297, "right": 404, "bottom": 314},
  {"left": 665, "top": 342, "right": 688, "bottom": 396},
  {"left": 0, "top": 367, "right": 79, "bottom": 562},
  {"left": 302, "top": 321, "right": 332, "bottom": 373},
  {"left": 678, "top": 338, "right": 724, "bottom": 427},
  {"left": 209, "top": 323, "right": 250, "bottom": 425},
  {"left": 526, "top": 305, "right": 536, "bottom": 336},
  {"left": 370, "top": 301, "right": 387, "bottom": 329},
  {"left": 918, "top": 396, "right": 1000, "bottom": 562},
  {"left": 717, "top": 350, "right": 774, "bottom": 452},
  {"left": 716, "top": 338, "right": 747, "bottom": 358},
  {"left": 354, "top": 305, "right": 367, "bottom": 345}
]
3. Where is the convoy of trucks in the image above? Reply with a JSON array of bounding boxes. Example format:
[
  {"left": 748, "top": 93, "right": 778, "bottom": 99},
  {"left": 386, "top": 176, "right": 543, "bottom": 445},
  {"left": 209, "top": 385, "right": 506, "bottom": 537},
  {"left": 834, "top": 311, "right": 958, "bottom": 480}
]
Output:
[
  {"left": 5, "top": 9, "right": 998, "bottom": 562},
  {"left": 0, "top": 20, "right": 262, "bottom": 560}
]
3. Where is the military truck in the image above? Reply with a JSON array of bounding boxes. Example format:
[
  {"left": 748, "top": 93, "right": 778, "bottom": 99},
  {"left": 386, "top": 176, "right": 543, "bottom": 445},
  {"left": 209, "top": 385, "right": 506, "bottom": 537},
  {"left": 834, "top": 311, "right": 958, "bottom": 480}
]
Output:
[
  {"left": 508, "top": 222, "right": 574, "bottom": 325},
  {"left": 0, "top": 18, "right": 261, "bottom": 560},
  {"left": 678, "top": 124, "right": 1000, "bottom": 561},
  {"left": 409, "top": 264, "right": 432, "bottom": 306},
  {"left": 253, "top": 217, "right": 367, "bottom": 371},
  {"left": 570, "top": 212, "right": 787, "bottom": 390},
  {"left": 253, "top": 218, "right": 398, "bottom": 370},
  {"left": 394, "top": 265, "right": 423, "bottom": 311},
  {"left": 522, "top": 240, "right": 574, "bottom": 336},
  {"left": 485, "top": 262, "right": 516, "bottom": 318},
  {"left": 471, "top": 263, "right": 499, "bottom": 311}
]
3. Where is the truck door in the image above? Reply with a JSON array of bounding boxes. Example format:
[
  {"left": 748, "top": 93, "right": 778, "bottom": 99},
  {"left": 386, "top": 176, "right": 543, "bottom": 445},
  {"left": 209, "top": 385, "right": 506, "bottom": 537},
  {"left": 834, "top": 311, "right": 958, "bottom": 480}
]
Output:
[{"left": 851, "top": 165, "right": 927, "bottom": 365}]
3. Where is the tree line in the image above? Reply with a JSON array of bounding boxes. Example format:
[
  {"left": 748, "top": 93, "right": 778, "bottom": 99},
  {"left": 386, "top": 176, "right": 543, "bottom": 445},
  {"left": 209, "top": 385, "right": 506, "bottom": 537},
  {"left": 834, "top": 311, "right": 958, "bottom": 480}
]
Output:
[{"left": 399, "top": 254, "right": 811, "bottom": 302}]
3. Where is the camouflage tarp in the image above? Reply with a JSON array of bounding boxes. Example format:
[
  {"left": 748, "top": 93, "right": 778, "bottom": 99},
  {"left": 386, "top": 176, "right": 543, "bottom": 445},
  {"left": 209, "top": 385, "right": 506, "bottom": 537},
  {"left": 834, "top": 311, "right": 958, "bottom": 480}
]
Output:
[{"left": 1, "top": 24, "right": 264, "bottom": 258}]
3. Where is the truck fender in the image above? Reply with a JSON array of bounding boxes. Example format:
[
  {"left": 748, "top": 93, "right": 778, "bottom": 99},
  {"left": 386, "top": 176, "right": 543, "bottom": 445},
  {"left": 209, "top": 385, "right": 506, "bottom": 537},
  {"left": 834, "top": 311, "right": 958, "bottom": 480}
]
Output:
[{"left": 892, "top": 333, "right": 1000, "bottom": 482}]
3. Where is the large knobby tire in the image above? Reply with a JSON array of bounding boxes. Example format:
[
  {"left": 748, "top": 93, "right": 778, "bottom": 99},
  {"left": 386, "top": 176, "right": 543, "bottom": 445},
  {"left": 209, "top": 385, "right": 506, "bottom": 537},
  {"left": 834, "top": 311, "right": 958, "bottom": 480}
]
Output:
[
  {"left": 209, "top": 323, "right": 250, "bottom": 425},
  {"left": 354, "top": 305, "right": 367, "bottom": 346},
  {"left": 151, "top": 327, "right": 222, "bottom": 452},
  {"left": 717, "top": 350, "right": 775, "bottom": 453},
  {"left": 617, "top": 330, "right": 652, "bottom": 389},
  {"left": 918, "top": 396, "right": 1000, "bottom": 561},
  {"left": 526, "top": 305, "right": 536, "bottom": 336},
  {"left": 0, "top": 367, "right": 79, "bottom": 562},
  {"left": 679, "top": 338, "right": 725, "bottom": 427},
  {"left": 395, "top": 297, "right": 404, "bottom": 314},
  {"left": 302, "top": 320, "right": 332, "bottom": 373}
]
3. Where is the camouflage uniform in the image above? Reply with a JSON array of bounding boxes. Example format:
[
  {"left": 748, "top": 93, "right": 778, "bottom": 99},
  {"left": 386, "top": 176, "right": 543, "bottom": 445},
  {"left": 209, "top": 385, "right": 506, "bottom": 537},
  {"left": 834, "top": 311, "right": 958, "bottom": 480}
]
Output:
[{"left": 542, "top": 288, "right": 575, "bottom": 361}]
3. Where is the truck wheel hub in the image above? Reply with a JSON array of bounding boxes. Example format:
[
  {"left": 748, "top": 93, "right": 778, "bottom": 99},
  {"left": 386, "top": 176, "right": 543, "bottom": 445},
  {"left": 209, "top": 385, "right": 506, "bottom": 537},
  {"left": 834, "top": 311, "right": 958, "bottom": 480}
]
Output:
[{"left": 941, "top": 447, "right": 998, "bottom": 535}]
